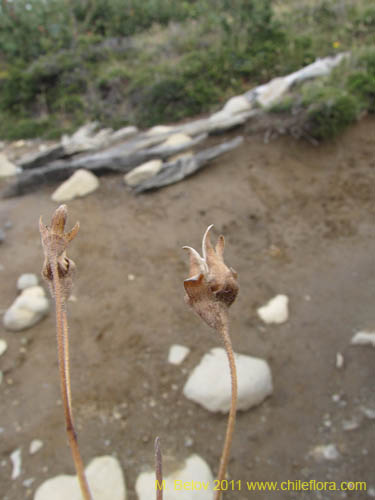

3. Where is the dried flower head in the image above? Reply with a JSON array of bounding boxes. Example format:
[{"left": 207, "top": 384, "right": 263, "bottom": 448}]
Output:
[
  {"left": 183, "top": 225, "right": 238, "bottom": 330},
  {"left": 39, "top": 205, "right": 79, "bottom": 302}
]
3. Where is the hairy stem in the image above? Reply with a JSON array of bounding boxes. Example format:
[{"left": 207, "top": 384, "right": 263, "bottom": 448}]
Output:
[
  {"left": 214, "top": 321, "right": 238, "bottom": 500},
  {"left": 154, "top": 436, "right": 163, "bottom": 500},
  {"left": 52, "top": 261, "right": 92, "bottom": 500}
]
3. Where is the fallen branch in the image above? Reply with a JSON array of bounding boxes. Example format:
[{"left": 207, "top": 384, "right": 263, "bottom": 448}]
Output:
[{"left": 134, "top": 136, "right": 243, "bottom": 193}]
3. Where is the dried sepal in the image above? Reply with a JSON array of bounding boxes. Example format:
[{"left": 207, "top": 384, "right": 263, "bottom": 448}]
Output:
[
  {"left": 39, "top": 205, "right": 79, "bottom": 302},
  {"left": 183, "top": 225, "right": 239, "bottom": 330}
]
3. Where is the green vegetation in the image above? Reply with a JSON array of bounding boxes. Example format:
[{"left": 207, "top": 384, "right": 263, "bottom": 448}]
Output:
[{"left": 0, "top": 0, "right": 374, "bottom": 140}]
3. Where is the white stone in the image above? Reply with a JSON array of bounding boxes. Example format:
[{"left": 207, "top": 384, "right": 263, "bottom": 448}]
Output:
[
  {"left": 3, "top": 286, "right": 49, "bottom": 332},
  {"left": 124, "top": 159, "right": 162, "bottom": 187},
  {"left": 257, "top": 294, "right": 289, "bottom": 324},
  {"left": 10, "top": 448, "right": 22, "bottom": 479},
  {"left": 136, "top": 454, "right": 213, "bottom": 500},
  {"left": 350, "top": 331, "right": 375, "bottom": 347},
  {"left": 361, "top": 407, "right": 375, "bottom": 420},
  {"left": 0, "top": 153, "right": 17, "bottom": 178},
  {"left": 29, "top": 440, "right": 43, "bottom": 455},
  {"left": 223, "top": 95, "right": 252, "bottom": 115},
  {"left": 336, "top": 352, "right": 344, "bottom": 369},
  {"left": 34, "top": 456, "right": 126, "bottom": 500},
  {"left": 309, "top": 444, "right": 340, "bottom": 461},
  {"left": 0, "top": 339, "right": 7, "bottom": 357},
  {"left": 162, "top": 133, "right": 191, "bottom": 148},
  {"left": 51, "top": 169, "right": 99, "bottom": 202},
  {"left": 17, "top": 273, "right": 39, "bottom": 290},
  {"left": 256, "top": 77, "right": 291, "bottom": 108},
  {"left": 168, "top": 345, "right": 190, "bottom": 365},
  {"left": 183, "top": 347, "right": 273, "bottom": 413}
]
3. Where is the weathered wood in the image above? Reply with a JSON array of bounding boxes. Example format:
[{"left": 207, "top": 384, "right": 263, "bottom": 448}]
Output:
[
  {"left": 18, "top": 145, "right": 65, "bottom": 170},
  {"left": 134, "top": 136, "right": 244, "bottom": 193},
  {"left": 1, "top": 133, "right": 208, "bottom": 198}
]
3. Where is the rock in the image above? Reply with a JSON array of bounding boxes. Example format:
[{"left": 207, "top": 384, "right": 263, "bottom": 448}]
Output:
[
  {"left": 162, "top": 133, "right": 192, "bottom": 148},
  {"left": 361, "top": 407, "right": 375, "bottom": 420},
  {"left": 0, "top": 228, "right": 5, "bottom": 243},
  {"left": 34, "top": 456, "right": 126, "bottom": 500},
  {"left": 350, "top": 331, "right": 375, "bottom": 347},
  {"left": 29, "top": 440, "right": 44, "bottom": 455},
  {"left": 168, "top": 345, "right": 190, "bottom": 365},
  {"left": 3, "top": 286, "right": 49, "bottom": 332},
  {"left": 0, "top": 153, "right": 18, "bottom": 178},
  {"left": 342, "top": 418, "right": 361, "bottom": 431},
  {"left": 183, "top": 347, "right": 273, "bottom": 413},
  {"left": 0, "top": 339, "right": 7, "bottom": 357},
  {"left": 257, "top": 294, "right": 289, "bottom": 324},
  {"left": 222, "top": 95, "right": 252, "bottom": 115},
  {"left": 309, "top": 444, "right": 340, "bottom": 461},
  {"left": 135, "top": 454, "right": 213, "bottom": 500},
  {"left": 51, "top": 169, "right": 99, "bottom": 202},
  {"left": 10, "top": 448, "right": 22, "bottom": 479},
  {"left": 336, "top": 352, "right": 344, "bottom": 369},
  {"left": 17, "top": 273, "right": 39, "bottom": 291},
  {"left": 124, "top": 159, "right": 163, "bottom": 187},
  {"left": 256, "top": 77, "right": 291, "bottom": 108}
]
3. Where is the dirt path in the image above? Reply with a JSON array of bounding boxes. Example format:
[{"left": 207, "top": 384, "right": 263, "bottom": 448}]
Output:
[{"left": 1, "top": 117, "right": 374, "bottom": 499}]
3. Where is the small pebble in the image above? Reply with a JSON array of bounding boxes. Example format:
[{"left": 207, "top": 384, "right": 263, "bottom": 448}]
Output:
[
  {"left": 23, "top": 478, "right": 35, "bottom": 488},
  {"left": 29, "top": 440, "right": 44, "bottom": 455},
  {"left": 10, "top": 448, "right": 22, "bottom": 479},
  {"left": 336, "top": 352, "right": 344, "bottom": 369},
  {"left": 342, "top": 418, "right": 361, "bottom": 431},
  {"left": 257, "top": 294, "right": 289, "bottom": 324},
  {"left": 309, "top": 444, "right": 340, "bottom": 461},
  {"left": 185, "top": 437, "right": 194, "bottom": 447},
  {"left": 168, "top": 344, "right": 190, "bottom": 365},
  {"left": 0, "top": 339, "right": 7, "bottom": 357},
  {"left": 361, "top": 407, "right": 375, "bottom": 419}
]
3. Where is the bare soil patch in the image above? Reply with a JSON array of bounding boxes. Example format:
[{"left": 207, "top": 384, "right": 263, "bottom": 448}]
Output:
[{"left": 1, "top": 117, "right": 374, "bottom": 499}]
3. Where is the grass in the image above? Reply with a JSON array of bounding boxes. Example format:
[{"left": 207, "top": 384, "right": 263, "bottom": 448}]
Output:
[{"left": 0, "top": 0, "right": 374, "bottom": 140}]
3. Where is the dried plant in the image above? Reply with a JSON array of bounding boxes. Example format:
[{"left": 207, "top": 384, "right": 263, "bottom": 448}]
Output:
[
  {"left": 183, "top": 225, "right": 239, "bottom": 500},
  {"left": 39, "top": 205, "right": 92, "bottom": 500},
  {"left": 154, "top": 436, "right": 163, "bottom": 500}
]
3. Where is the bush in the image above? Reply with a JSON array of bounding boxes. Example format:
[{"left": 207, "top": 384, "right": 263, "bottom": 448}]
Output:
[{"left": 306, "top": 91, "right": 360, "bottom": 140}]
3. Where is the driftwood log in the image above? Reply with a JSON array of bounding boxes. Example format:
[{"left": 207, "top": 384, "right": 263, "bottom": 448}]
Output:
[
  {"left": 134, "top": 136, "right": 244, "bottom": 193},
  {"left": 2, "top": 135, "right": 243, "bottom": 198}
]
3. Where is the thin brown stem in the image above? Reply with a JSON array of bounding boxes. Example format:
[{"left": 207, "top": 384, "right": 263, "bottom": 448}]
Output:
[
  {"left": 52, "top": 262, "right": 92, "bottom": 500},
  {"left": 154, "top": 436, "right": 163, "bottom": 500},
  {"left": 214, "top": 321, "right": 238, "bottom": 500}
]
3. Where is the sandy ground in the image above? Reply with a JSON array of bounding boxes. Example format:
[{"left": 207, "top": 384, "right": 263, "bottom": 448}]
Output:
[{"left": 0, "top": 117, "right": 374, "bottom": 500}]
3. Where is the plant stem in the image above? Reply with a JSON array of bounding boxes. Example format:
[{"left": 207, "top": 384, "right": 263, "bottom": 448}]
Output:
[
  {"left": 214, "top": 321, "right": 238, "bottom": 500},
  {"left": 52, "top": 262, "right": 92, "bottom": 500},
  {"left": 154, "top": 436, "right": 163, "bottom": 500}
]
